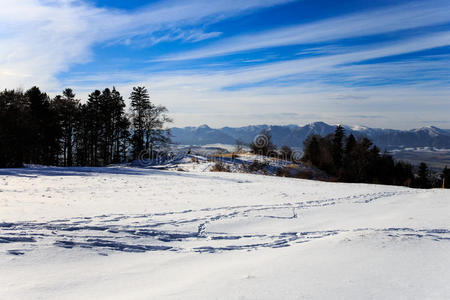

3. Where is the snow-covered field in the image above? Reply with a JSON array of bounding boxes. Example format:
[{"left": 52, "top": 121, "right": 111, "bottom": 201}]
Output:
[{"left": 1, "top": 166, "right": 450, "bottom": 299}]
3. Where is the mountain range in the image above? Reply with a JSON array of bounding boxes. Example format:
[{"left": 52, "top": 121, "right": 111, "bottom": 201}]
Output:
[{"left": 171, "top": 122, "right": 450, "bottom": 150}]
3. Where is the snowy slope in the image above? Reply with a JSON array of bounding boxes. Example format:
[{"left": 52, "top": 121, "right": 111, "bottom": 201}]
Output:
[{"left": 1, "top": 166, "right": 450, "bottom": 299}]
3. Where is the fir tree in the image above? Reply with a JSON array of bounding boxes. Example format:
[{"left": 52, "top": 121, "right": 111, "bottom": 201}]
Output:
[
  {"left": 52, "top": 89, "right": 79, "bottom": 166},
  {"left": 130, "top": 87, "right": 151, "bottom": 159},
  {"left": 417, "top": 162, "right": 430, "bottom": 189},
  {"left": 442, "top": 166, "right": 450, "bottom": 189},
  {"left": 332, "top": 125, "right": 345, "bottom": 170}
]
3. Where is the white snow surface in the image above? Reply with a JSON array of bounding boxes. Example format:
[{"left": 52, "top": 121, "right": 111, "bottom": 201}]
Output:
[{"left": 1, "top": 166, "right": 450, "bottom": 299}]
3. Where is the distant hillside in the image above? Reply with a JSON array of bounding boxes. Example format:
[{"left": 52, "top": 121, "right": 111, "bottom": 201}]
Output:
[{"left": 171, "top": 122, "right": 450, "bottom": 150}]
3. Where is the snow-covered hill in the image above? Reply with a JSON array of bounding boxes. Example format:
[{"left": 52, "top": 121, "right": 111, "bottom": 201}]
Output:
[{"left": 1, "top": 166, "right": 450, "bottom": 299}]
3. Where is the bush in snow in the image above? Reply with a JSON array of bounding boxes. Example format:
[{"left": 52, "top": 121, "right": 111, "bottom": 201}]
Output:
[{"left": 210, "top": 161, "right": 231, "bottom": 172}]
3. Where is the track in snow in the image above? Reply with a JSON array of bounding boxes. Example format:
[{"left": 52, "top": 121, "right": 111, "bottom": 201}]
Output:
[{"left": 2, "top": 190, "right": 448, "bottom": 256}]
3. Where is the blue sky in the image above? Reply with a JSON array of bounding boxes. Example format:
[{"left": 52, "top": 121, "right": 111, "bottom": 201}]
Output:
[{"left": 1, "top": 0, "right": 449, "bottom": 128}]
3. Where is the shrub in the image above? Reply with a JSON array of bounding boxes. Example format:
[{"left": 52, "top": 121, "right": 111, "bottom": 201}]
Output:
[
  {"left": 276, "top": 167, "right": 292, "bottom": 177},
  {"left": 248, "top": 160, "right": 269, "bottom": 172},
  {"left": 279, "top": 145, "right": 293, "bottom": 161},
  {"left": 210, "top": 161, "right": 230, "bottom": 172},
  {"left": 249, "top": 129, "right": 276, "bottom": 156}
]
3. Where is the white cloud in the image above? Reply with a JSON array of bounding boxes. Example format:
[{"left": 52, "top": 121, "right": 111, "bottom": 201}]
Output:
[
  {"left": 2, "top": 0, "right": 449, "bottom": 128},
  {"left": 61, "top": 32, "right": 450, "bottom": 128},
  {"left": 138, "top": 31, "right": 450, "bottom": 92},
  {"left": 125, "top": 29, "right": 223, "bottom": 47},
  {"left": 0, "top": 0, "right": 293, "bottom": 88},
  {"left": 154, "top": 0, "right": 450, "bottom": 61},
  {"left": 63, "top": 31, "right": 450, "bottom": 98}
]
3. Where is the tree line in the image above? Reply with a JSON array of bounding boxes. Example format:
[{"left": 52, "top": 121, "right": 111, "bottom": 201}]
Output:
[
  {"left": 0, "top": 86, "right": 171, "bottom": 168},
  {"left": 247, "top": 126, "right": 449, "bottom": 189},
  {"left": 302, "top": 125, "right": 449, "bottom": 189}
]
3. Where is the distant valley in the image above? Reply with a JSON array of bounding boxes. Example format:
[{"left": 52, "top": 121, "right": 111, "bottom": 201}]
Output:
[
  {"left": 171, "top": 122, "right": 450, "bottom": 168},
  {"left": 171, "top": 122, "right": 450, "bottom": 150}
]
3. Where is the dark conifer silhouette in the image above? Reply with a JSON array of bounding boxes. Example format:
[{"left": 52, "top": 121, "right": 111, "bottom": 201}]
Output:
[
  {"left": 442, "top": 166, "right": 450, "bottom": 189},
  {"left": 0, "top": 86, "right": 170, "bottom": 168},
  {"left": 249, "top": 129, "right": 276, "bottom": 157},
  {"left": 129, "top": 86, "right": 171, "bottom": 160},
  {"left": 417, "top": 162, "right": 430, "bottom": 189},
  {"left": 332, "top": 125, "right": 344, "bottom": 170},
  {"left": 302, "top": 126, "right": 419, "bottom": 187}
]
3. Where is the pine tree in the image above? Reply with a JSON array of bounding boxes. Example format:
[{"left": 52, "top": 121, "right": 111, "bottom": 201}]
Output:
[
  {"left": 303, "top": 135, "right": 320, "bottom": 166},
  {"left": 110, "top": 87, "right": 129, "bottom": 163},
  {"left": 418, "top": 162, "right": 430, "bottom": 188},
  {"left": 74, "top": 103, "right": 91, "bottom": 166},
  {"left": 52, "top": 89, "right": 79, "bottom": 166},
  {"left": 98, "top": 88, "right": 113, "bottom": 165},
  {"left": 332, "top": 125, "right": 345, "bottom": 170},
  {"left": 85, "top": 90, "right": 102, "bottom": 165},
  {"left": 342, "top": 134, "right": 356, "bottom": 181},
  {"left": 26, "top": 86, "right": 60, "bottom": 165},
  {"left": 441, "top": 166, "right": 449, "bottom": 189},
  {"left": 303, "top": 131, "right": 416, "bottom": 187},
  {"left": 0, "top": 89, "right": 29, "bottom": 167},
  {"left": 0, "top": 86, "right": 166, "bottom": 167},
  {"left": 344, "top": 134, "right": 356, "bottom": 155},
  {"left": 129, "top": 86, "right": 171, "bottom": 160},
  {"left": 130, "top": 87, "right": 151, "bottom": 159}
]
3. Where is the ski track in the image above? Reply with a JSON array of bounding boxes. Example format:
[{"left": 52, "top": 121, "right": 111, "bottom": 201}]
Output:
[{"left": 1, "top": 189, "right": 448, "bottom": 256}]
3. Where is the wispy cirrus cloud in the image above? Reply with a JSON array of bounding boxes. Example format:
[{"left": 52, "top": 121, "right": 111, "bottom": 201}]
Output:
[
  {"left": 0, "top": 0, "right": 294, "bottom": 88},
  {"left": 122, "top": 29, "right": 223, "bottom": 47},
  {"left": 65, "top": 31, "right": 450, "bottom": 93},
  {"left": 153, "top": 0, "right": 450, "bottom": 61},
  {"left": 61, "top": 29, "right": 450, "bottom": 128},
  {"left": 2, "top": 0, "right": 449, "bottom": 128},
  {"left": 152, "top": 31, "right": 450, "bottom": 90}
]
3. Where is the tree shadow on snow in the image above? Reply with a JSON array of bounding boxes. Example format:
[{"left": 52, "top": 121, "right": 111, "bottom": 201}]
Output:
[{"left": 0, "top": 165, "right": 241, "bottom": 182}]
